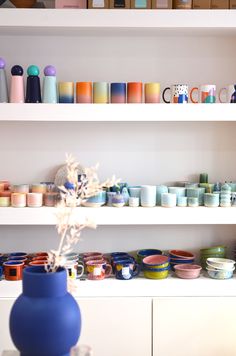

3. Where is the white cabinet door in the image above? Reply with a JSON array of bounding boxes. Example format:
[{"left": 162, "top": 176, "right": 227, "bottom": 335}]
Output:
[
  {"left": 153, "top": 297, "right": 236, "bottom": 356},
  {"left": 0, "top": 299, "right": 15, "bottom": 354},
  {"left": 77, "top": 297, "right": 152, "bottom": 356}
]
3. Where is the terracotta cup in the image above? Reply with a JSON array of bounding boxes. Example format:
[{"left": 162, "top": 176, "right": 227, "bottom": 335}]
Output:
[{"left": 3, "top": 261, "right": 24, "bottom": 281}]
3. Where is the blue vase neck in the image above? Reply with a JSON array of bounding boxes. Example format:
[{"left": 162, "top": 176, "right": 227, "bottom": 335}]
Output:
[{"left": 23, "top": 267, "right": 67, "bottom": 298}]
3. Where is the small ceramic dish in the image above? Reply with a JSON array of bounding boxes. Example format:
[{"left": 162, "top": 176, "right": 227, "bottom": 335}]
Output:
[
  {"left": 143, "top": 255, "right": 169, "bottom": 267},
  {"left": 206, "top": 267, "right": 233, "bottom": 280},
  {"left": 137, "top": 249, "right": 162, "bottom": 264},
  {"left": 174, "top": 264, "right": 202, "bottom": 279},
  {"left": 206, "top": 261, "right": 235, "bottom": 271},
  {"left": 206, "top": 258, "right": 235, "bottom": 270},
  {"left": 169, "top": 250, "right": 195, "bottom": 259}
]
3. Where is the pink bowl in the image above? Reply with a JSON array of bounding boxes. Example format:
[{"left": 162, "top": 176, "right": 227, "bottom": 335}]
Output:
[
  {"left": 174, "top": 264, "right": 202, "bottom": 279},
  {"left": 143, "top": 255, "right": 169, "bottom": 266},
  {"left": 169, "top": 249, "right": 195, "bottom": 259}
]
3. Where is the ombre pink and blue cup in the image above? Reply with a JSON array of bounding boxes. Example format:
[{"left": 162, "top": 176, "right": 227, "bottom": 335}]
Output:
[{"left": 111, "top": 83, "right": 126, "bottom": 103}]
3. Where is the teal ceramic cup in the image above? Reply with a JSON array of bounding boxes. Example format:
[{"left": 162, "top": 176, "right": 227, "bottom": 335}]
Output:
[
  {"left": 128, "top": 186, "right": 141, "bottom": 199},
  {"left": 168, "top": 187, "right": 186, "bottom": 198},
  {"left": 188, "top": 197, "right": 199, "bottom": 207},
  {"left": 185, "top": 182, "right": 199, "bottom": 188},
  {"left": 221, "top": 183, "right": 232, "bottom": 193},
  {"left": 161, "top": 193, "right": 176, "bottom": 208},
  {"left": 220, "top": 192, "right": 231, "bottom": 207},
  {"left": 187, "top": 187, "right": 205, "bottom": 206},
  {"left": 177, "top": 196, "right": 187, "bottom": 207},
  {"left": 141, "top": 186, "right": 156, "bottom": 207},
  {"left": 204, "top": 193, "right": 219, "bottom": 207},
  {"left": 156, "top": 185, "right": 168, "bottom": 206}
]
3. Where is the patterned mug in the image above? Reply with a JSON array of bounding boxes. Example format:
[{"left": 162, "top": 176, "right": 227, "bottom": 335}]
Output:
[
  {"left": 190, "top": 85, "right": 216, "bottom": 103},
  {"left": 162, "top": 84, "right": 188, "bottom": 104},
  {"left": 219, "top": 85, "right": 236, "bottom": 103},
  {"left": 86, "top": 260, "right": 112, "bottom": 280}
]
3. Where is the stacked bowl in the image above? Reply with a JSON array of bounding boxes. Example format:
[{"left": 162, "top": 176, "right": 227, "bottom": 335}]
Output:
[
  {"left": 142, "top": 255, "right": 170, "bottom": 279},
  {"left": 206, "top": 258, "right": 235, "bottom": 279},
  {"left": 174, "top": 264, "right": 202, "bottom": 279},
  {"left": 169, "top": 250, "right": 195, "bottom": 270},
  {"left": 136, "top": 249, "right": 162, "bottom": 265},
  {"left": 200, "top": 245, "right": 226, "bottom": 270}
]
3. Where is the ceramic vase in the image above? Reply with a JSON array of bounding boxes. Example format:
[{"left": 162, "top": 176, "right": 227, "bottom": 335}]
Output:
[{"left": 10, "top": 266, "right": 81, "bottom": 356}]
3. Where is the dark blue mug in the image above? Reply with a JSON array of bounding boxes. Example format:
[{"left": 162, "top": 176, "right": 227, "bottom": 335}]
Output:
[{"left": 114, "top": 259, "right": 140, "bottom": 280}]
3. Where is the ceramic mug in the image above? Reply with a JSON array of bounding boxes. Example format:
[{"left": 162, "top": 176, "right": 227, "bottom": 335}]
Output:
[
  {"left": 219, "top": 85, "right": 236, "bottom": 103},
  {"left": 114, "top": 260, "right": 140, "bottom": 280},
  {"left": 83, "top": 252, "right": 104, "bottom": 263},
  {"left": 162, "top": 84, "right": 188, "bottom": 104},
  {"left": 86, "top": 260, "right": 112, "bottom": 280},
  {"left": 3, "top": 261, "right": 24, "bottom": 281},
  {"left": 190, "top": 85, "right": 216, "bottom": 103},
  {"left": 93, "top": 82, "right": 109, "bottom": 104},
  {"left": 65, "top": 262, "right": 84, "bottom": 280},
  {"left": 145, "top": 83, "right": 160, "bottom": 103}
]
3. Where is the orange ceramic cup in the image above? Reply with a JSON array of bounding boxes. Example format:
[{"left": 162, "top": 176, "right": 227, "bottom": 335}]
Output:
[
  {"left": 76, "top": 82, "right": 92, "bottom": 103},
  {"left": 3, "top": 261, "right": 24, "bottom": 281},
  {"left": 127, "top": 82, "right": 143, "bottom": 103},
  {"left": 29, "top": 260, "right": 48, "bottom": 266}
]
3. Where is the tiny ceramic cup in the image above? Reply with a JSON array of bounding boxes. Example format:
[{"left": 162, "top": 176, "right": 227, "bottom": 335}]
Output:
[
  {"left": 220, "top": 192, "right": 231, "bottom": 207},
  {"left": 162, "top": 84, "right": 188, "bottom": 104},
  {"left": 161, "top": 193, "right": 176, "bottom": 208},
  {"left": 93, "top": 82, "right": 109, "bottom": 104},
  {"left": 76, "top": 82, "right": 92, "bottom": 103},
  {"left": 177, "top": 196, "right": 187, "bottom": 207},
  {"left": 3, "top": 261, "right": 24, "bottom": 281},
  {"left": 141, "top": 185, "right": 156, "bottom": 207},
  {"left": 11, "top": 193, "right": 26, "bottom": 208},
  {"left": 127, "top": 82, "right": 143, "bottom": 103},
  {"left": 31, "top": 183, "right": 47, "bottom": 194},
  {"left": 44, "top": 192, "right": 60, "bottom": 207},
  {"left": 190, "top": 85, "right": 216, "bottom": 104},
  {"left": 188, "top": 197, "right": 199, "bottom": 207},
  {"left": 128, "top": 186, "right": 141, "bottom": 199},
  {"left": 65, "top": 262, "right": 84, "bottom": 280},
  {"left": 27, "top": 193, "right": 43, "bottom": 207},
  {"left": 29, "top": 260, "right": 48, "bottom": 266},
  {"left": 86, "top": 260, "right": 112, "bottom": 280},
  {"left": 168, "top": 187, "right": 186, "bottom": 198},
  {"left": 156, "top": 185, "right": 168, "bottom": 206},
  {"left": 219, "top": 85, "right": 236, "bottom": 103},
  {"left": 204, "top": 193, "right": 219, "bottom": 207},
  {"left": 12, "top": 184, "right": 29, "bottom": 193},
  {"left": 110, "top": 83, "right": 126, "bottom": 104},
  {"left": 0, "top": 196, "right": 10, "bottom": 207},
  {"left": 145, "top": 83, "right": 160, "bottom": 103},
  {"left": 112, "top": 193, "right": 125, "bottom": 208},
  {"left": 114, "top": 260, "right": 140, "bottom": 280},
  {"left": 186, "top": 187, "right": 205, "bottom": 206},
  {"left": 106, "top": 192, "right": 116, "bottom": 206},
  {"left": 129, "top": 197, "right": 139, "bottom": 207},
  {"left": 58, "top": 82, "right": 74, "bottom": 104}
]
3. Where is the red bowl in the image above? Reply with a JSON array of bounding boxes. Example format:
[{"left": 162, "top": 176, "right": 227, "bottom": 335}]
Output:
[{"left": 169, "top": 250, "right": 195, "bottom": 259}]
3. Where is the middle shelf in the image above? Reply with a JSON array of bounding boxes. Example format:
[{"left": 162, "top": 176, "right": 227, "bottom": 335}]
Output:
[
  {"left": 1, "top": 103, "right": 236, "bottom": 122},
  {"left": 0, "top": 206, "right": 236, "bottom": 225}
]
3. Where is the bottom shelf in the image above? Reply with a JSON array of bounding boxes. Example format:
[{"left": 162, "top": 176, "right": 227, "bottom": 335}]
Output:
[{"left": 1, "top": 273, "right": 236, "bottom": 299}]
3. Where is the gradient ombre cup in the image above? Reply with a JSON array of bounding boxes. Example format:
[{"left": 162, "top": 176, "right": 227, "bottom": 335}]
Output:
[
  {"left": 76, "top": 82, "right": 92, "bottom": 103},
  {"left": 145, "top": 83, "right": 160, "bottom": 103},
  {"left": 58, "top": 82, "right": 74, "bottom": 103},
  {"left": 93, "top": 82, "right": 109, "bottom": 104},
  {"left": 110, "top": 83, "right": 126, "bottom": 103},
  {"left": 127, "top": 82, "right": 143, "bottom": 103}
]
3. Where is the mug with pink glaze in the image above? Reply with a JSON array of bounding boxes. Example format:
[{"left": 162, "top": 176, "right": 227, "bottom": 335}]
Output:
[
  {"left": 83, "top": 252, "right": 104, "bottom": 263},
  {"left": 86, "top": 260, "right": 112, "bottom": 280}
]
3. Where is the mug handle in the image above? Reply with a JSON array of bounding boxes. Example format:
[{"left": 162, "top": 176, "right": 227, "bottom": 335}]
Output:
[
  {"left": 76, "top": 264, "right": 84, "bottom": 279},
  {"left": 105, "top": 263, "right": 112, "bottom": 278},
  {"left": 162, "top": 87, "right": 171, "bottom": 104},
  {"left": 219, "top": 87, "right": 227, "bottom": 103},
  {"left": 190, "top": 87, "right": 199, "bottom": 103},
  {"left": 132, "top": 263, "right": 140, "bottom": 277}
]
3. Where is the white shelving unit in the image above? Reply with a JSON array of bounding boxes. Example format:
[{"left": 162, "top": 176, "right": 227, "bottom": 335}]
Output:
[{"left": 0, "top": 206, "right": 236, "bottom": 225}]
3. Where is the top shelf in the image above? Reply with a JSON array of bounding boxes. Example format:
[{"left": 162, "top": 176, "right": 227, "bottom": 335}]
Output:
[{"left": 0, "top": 9, "right": 236, "bottom": 36}]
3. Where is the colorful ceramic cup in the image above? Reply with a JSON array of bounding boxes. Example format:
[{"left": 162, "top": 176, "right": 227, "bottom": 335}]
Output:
[
  {"left": 161, "top": 193, "right": 176, "bottom": 208},
  {"left": 110, "top": 83, "right": 126, "bottom": 103},
  {"left": 31, "top": 184, "right": 47, "bottom": 194},
  {"left": 12, "top": 184, "right": 29, "bottom": 193},
  {"left": 127, "top": 82, "right": 143, "bottom": 103},
  {"left": 145, "top": 83, "right": 160, "bottom": 103},
  {"left": 219, "top": 85, "right": 236, "bottom": 103},
  {"left": 76, "top": 82, "right": 92, "bottom": 103},
  {"left": 93, "top": 82, "right": 109, "bottom": 104},
  {"left": 65, "top": 262, "right": 84, "bottom": 280},
  {"left": 11, "top": 193, "right": 26, "bottom": 208},
  {"left": 86, "top": 260, "right": 112, "bottom": 280},
  {"left": 83, "top": 252, "right": 104, "bottom": 263},
  {"left": 190, "top": 85, "right": 216, "bottom": 103},
  {"left": 114, "top": 260, "right": 140, "bottom": 280},
  {"left": 141, "top": 185, "right": 156, "bottom": 207},
  {"left": 3, "top": 261, "right": 24, "bottom": 281},
  {"left": 58, "top": 82, "right": 74, "bottom": 103},
  {"left": 27, "top": 193, "right": 43, "bottom": 207},
  {"left": 44, "top": 192, "right": 60, "bottom": 207},
  {"left": 162, "top": 84, "right": 188, "bottom": 104},
  {"left": 0, "top": 196, "right": 10, "bottom": 207}
]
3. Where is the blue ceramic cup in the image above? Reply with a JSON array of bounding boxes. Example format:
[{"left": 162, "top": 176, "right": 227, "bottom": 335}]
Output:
[
  {"left": 141, "top": 185, "right": 156, "bottom": 207},
  {"left": 156, "top": 185, "right": 168, "bottom": 206},
  {"left": 114, "top": 260, "right": 140, "bottom": 280},
  {"left": 128, "top": 186, "right": 141, "bottom": 199},
  {"left": 84, "top": 191, "right": 106, "bottom": 207}
]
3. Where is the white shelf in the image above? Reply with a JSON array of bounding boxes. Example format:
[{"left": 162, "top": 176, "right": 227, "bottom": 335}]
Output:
[
  {"left": 0, "top": 104, "right": 236, "bottom": 122},
  {"left": 1, "top": 274, "right": 236, "bottom": 299},
  {"left": 0, "top": 206, "right": 236, "bottom": 225},
  {"left": 0, "top": 9, "right": 236, "bottom": 36}
]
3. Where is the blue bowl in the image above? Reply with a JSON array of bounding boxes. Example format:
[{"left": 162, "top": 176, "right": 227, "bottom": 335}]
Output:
[
  {"left": 144, "top": 265, "right": 170, "bottom": 272},
  {"left": 170, "top": 258, "right": 194, "bottom": 264}
]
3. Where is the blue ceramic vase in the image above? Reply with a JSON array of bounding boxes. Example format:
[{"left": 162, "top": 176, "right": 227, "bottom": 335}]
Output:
[{"left": 10, "top": 266, "right": 81, "bottom": 356}]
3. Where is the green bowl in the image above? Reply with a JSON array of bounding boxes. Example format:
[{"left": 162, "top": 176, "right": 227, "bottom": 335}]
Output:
[
  {"left": 143, "top": 269, "right": 169, "bottom": 280},
  {"left": 200, "top": 246, "right": 226, "bottom": 255}
]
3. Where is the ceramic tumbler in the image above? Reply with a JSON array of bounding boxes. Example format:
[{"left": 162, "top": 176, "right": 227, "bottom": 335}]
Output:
[
  {"left": 219, "top": 85, "right": 236, "bottom": 103},
  {"left": 43, "top": 65, "right": 57, "bottom": 104},
  {"left": 188, "top": 197, "right": 199, "bottom": 207},
  {"left": 44, "top": 192, "right": 60, "bottom": 207},
  {"left": 161, "top": 193, "right": 176, "bottom": 208},
  {"left": 204, "top": 193, "right": 219, "bottom": 207},
  {"left": 110, "top": 83, "right": 126, "bottom": 103},
  {"left": 145, "top": 83, "right": 160, "bottom": 103},
  {"left": 162, "top": 84, "right": 188, "bottom": 104},
  {"left": 76, "top": 82, "right": 92, "bottom": 103},
  {"left": 141, "top": 185, "right": 156, "bottom": 207},
  {"left": 11, "top": 193, "right": 26, "bottom": 208},
  {"left": 168, "top": 187, "right": 186, "bottom": 198},
  {"left": 186, "top": 187, "right": 205, "bottom": 206},
  {"left": 156, "top": 185, "right": 168, "bottom": 206},
  {"left": 220, "top": 192, "right": 231, "bottom": 207},
  {"left": 190, "top": 85, "right": 216, "bottom": 103},
  {"left": 129, "top": 197, "right": 139, "bottom": 207},
  {"left": 31, "top": 184, "right": 47, "bottom": 194},
  {"left": 177, "top": 196, "right": 187, "bottom": 207},
  {"left": 59, "top": 82, "right": 74, "bottom": 103},
  {"left": 10, "top": 65, "right": 24, "bottom": 103},
  {"left": 128, "top": 186, "right": 141, "bottom": 199},
  {"left": 0, "top": 197, "right": 10, "bottom": 207},
  {"left": 26, "top": 193, "right": 43, "bottom": 208},
  {"left": 93, "top": 82, "right": 109, "bottom": 104},
  {"left": 127, "top": 82, "right": 142, "bottom": 103}
]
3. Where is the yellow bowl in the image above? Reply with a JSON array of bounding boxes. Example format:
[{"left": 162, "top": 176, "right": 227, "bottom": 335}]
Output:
[{"left": 143, "top": 269, "right": 169, "bottom": 279}]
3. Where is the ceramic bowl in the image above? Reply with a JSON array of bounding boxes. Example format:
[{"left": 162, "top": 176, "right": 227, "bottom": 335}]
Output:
[
  {"left": 200, "top": 246, "right": 226, "bottom": 255},
  {"left": 206, "top": 258, "right": 235, "bottom": 270},
  {"left": 143, "top": 268, "right": 169, "bottom": 280},
  {"left": 206, "top": 267, "right": 233, "bottom": 280},
  {"left": 174, "top": 264, "right": 202, "bottom": 279},
  {"left": 82, "top": 191, "right": 106, "bottom": 208},
  {"left": 137, "top": 249, "right": 162, "bottom": 264},
  {"left": 142, "top": 255, "right": 169, "bottom": 268},
  {"left": 170, "top": 258, "right": 194, "bottom": 264},
  {"left": 169, "top": 250, "right": 195, "bottom": 259}
]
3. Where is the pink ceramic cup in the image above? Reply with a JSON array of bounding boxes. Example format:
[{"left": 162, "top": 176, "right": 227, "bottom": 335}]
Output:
[{"left": 86, "top": 260, "right": 112, "bottom": 280}]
